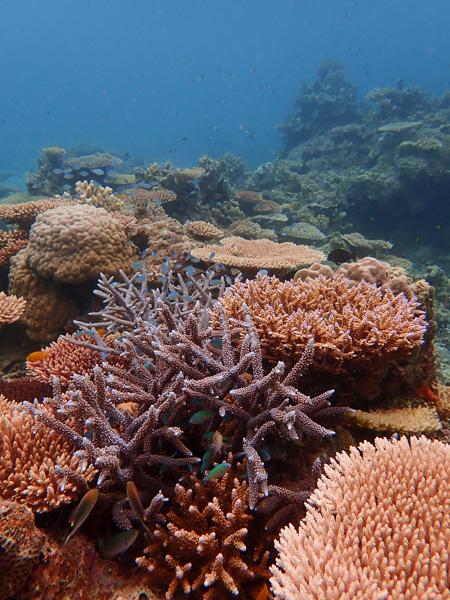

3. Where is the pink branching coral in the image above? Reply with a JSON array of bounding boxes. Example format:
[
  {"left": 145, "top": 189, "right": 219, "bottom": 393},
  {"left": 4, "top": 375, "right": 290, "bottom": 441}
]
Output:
[{"left": 270, "top": 436, "right": 450, "bottom": 600}]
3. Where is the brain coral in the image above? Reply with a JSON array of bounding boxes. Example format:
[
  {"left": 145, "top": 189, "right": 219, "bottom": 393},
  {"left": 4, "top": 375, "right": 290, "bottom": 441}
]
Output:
[{"left": 26, "top": 204, "right": 134, "bottom": 284}]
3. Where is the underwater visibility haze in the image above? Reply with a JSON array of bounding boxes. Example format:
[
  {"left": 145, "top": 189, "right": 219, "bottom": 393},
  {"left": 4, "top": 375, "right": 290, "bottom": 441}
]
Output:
[{"left": 1, "top": 1, "right": 450, "bottom": 599}]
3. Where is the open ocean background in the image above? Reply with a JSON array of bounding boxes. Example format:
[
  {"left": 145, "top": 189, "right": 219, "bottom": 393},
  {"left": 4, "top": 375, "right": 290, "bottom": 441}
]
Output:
[{"left": 0, "top": 0, "right": 449, "bottom": 182}]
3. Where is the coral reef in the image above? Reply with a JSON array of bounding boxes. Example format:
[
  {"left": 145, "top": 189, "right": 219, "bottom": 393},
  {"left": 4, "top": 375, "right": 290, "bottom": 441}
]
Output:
[{"left": 270, "top": 436, "right": 450, "bottom": 599}]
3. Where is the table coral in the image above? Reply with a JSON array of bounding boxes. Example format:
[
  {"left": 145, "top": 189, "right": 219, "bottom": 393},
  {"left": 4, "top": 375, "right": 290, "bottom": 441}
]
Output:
[
  {"left": 213, "top": 272, "right": 429, "bottom": 404},
  {"left": 191, "top": 236, "right": 325, "bottom": 275},
  {"left": 26, "top": 204, "right": 134, "bottom": 284},
  {"left": 0, "top": 229, "right": 28, "bottom": 268},
  {"left": 0, "top": 196, "right": 73, "bottom": 230}
]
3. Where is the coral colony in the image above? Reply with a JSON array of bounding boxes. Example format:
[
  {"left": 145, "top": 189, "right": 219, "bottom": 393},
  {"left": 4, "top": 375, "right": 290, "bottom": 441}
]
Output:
[{"left": 1, "top": 62, "right": 450, "bottom": 599}]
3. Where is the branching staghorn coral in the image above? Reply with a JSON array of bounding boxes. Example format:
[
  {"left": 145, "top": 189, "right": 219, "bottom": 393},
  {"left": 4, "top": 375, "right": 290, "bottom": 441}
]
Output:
[
  {"left": 69, "top": 266, "right": 231, "bottom": 350},
  {"left": 21, "top": 273, "right": 348, "bottom": 598}
]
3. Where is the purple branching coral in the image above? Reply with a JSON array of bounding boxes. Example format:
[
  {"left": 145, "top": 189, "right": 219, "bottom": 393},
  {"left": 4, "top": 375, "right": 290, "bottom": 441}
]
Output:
[{"left": 21, "top": 270, "right": 350, "bottom": 597}]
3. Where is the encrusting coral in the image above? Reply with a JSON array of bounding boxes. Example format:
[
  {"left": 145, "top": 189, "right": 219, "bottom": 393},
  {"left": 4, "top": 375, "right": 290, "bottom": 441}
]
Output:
[
  {"left": 270, "top": 435, "right": 450, "bottom": 600},
  {"left": 346, "top": 406, "right": 442, "bottom": 435}
]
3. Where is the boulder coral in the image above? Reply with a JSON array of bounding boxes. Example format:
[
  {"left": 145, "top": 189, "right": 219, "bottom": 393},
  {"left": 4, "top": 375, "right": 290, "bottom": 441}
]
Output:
[{"left": 26, "top": 204, "right": 134, "bottom": 284}]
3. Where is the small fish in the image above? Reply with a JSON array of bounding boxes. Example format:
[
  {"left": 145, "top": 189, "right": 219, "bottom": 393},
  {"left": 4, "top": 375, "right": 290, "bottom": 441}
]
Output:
[
  {"left": 131, "top": 262, "right": 144, "bottom": 269},
  {"left": 209, "top": 337, "right": 223, "bottom": 350},
  {"left": 96, "top": 328, "right": 107, "bottom": 336},
  {"left": 189, "top": 410, "right": 215, "bottom": 424},
  {"left": 257, "top": 269, "right": 268, "bottom": 277},
  {"left": 415, "top": 383, "right": 438, "bottom": 402},
  {"left": 209, "top": 251, "right": 216, "bottom": 260},
  {"left": 99, "top": 528, "right": 139, "bottom": 559},
  {"left": 210, "top": 279, "right": 222, "bottom": 286},
  {"left": 52, "top": 168, "right": 63, "bottom": 174},
  {"left": 166, "top": 291, "right": 179, "bottom": 300},
  {"left": 202, "top": 462, "right": 231, "bottom": 483},
  {"left": 91, "top": 168, "right": 104, "bottom": 176},
  {"left": 62, "top": 488, "right": 99, "bottom": 547},
  {"left": 126, "top": 481, "right": 152, "bottom": 537},
  {"left": 211, "top": 430, "right": 224, "bottom": 455},
  {"left": 79, "top": 170, "right": 89, "bottom": 176},
  {"left": 201, "top": 449, "right": 214, "bottom": 473},
  {"left": 327, "top": 248, "right": 357, "bottom": 264},
  {"left": 252, "top": 582, "right": 273, "bottom": 600},
  {"left": 26, "top": 350, "right": 50, "bottom": 362}
]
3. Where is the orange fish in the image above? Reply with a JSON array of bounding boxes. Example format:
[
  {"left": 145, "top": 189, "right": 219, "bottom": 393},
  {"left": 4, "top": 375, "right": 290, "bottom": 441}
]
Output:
[
  {"left": 26, "top": 350, "right": 50, "bottom": 362},
  {"left": 97, "top": 329, "right": 108, "bottom": 336},
  {"left": 415, "top": 383, "right": 438, "bottom": 403},
  {"left": 252, "top": 582, "right": 273, "bottom": 600}
]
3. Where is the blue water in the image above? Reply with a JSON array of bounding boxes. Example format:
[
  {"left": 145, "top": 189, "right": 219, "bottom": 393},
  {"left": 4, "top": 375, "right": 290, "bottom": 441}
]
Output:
[{"left": 0, "top": 0, "right": 448, "bottom": 174}]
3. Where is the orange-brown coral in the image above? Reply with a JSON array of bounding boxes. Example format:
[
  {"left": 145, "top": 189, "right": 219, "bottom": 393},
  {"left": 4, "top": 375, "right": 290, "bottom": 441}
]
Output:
[
  {"left": 270, "top": 435, "right": 450, "bottom": 600},
  {"left": 0, "top": 377, "right": 52, "bottom": 403},
  {"left": 185, "top": 220, "right": 224, "bottom": 239},
  {"left": 0, "top": 229, "right": 28, "bottom": 267},
  {"left": 27, "top": 333, "right": 129, "bottom": 386},
  {"left": 213, "top": 273, "right": 430, "bottom": 404},
  {"left": 0, "top": 395, "right": 97, "bottom": 512},
  {"left": 191, "top": 236, "right": 325, "bottom": 275},
  {"left": 215, "top": 273, "right": 426, "bottom": 364},
  {"left": 0, "top": 196, "right": 73, "bottom": 230},
  {"left": 136, "top": 469, "right": 270, "bottom": 600},
  {"left": 0, "top": 500, "right": 43, "bottom": 599},
  {"left": 0, "top": 291, "right": 27, "bottom": 327}
]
